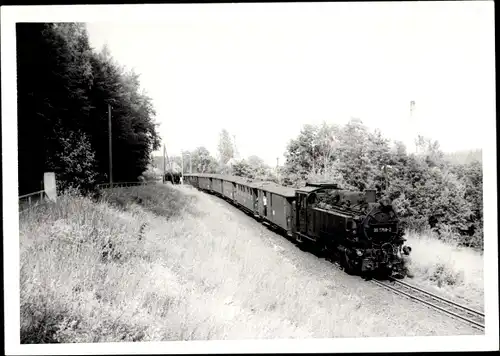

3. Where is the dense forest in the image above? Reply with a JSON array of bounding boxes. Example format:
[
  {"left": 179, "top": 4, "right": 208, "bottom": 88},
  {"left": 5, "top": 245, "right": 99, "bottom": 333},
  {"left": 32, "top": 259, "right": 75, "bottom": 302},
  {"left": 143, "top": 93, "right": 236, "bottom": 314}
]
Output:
[{"left": 17, "top": 23, "right": 160, "bottom": 195}]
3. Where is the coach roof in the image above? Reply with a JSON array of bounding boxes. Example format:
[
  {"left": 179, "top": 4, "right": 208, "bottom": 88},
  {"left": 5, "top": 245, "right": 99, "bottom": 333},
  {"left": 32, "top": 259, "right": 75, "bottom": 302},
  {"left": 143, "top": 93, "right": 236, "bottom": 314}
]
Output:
[
  {"left": 249, "top": 181, "right": 296, "bottom": 197},
  {"left": 187, "top": 173, "right": 296, "bottom": 197}
]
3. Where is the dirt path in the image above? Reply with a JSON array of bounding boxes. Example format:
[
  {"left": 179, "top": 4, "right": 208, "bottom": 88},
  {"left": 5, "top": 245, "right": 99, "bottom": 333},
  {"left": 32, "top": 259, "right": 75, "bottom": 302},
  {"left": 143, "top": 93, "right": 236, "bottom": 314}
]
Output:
[{"left": 190, "top": 186, "right": 482, "bottom": 337}]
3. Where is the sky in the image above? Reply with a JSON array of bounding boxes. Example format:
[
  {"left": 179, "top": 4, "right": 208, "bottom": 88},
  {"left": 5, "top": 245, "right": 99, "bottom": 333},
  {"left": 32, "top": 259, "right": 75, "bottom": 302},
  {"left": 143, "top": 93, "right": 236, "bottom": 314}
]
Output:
[{"left": 85, "top": 2, "right": 495, "bottom": 166}]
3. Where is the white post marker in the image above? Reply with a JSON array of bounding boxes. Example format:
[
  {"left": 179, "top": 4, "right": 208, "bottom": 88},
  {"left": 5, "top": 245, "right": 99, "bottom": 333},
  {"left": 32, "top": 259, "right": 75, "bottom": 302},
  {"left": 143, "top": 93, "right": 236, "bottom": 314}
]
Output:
[{"left": 44, "top": 172, "right": 57, "bottom": 202}]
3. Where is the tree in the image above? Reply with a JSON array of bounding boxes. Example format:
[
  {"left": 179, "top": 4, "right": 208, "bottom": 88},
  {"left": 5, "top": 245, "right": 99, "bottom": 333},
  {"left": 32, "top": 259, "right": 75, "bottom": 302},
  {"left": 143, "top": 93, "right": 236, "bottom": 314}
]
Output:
[
  {"left": 247, "top": 155, "right": 269, "bottom": 178},
  {"left": 48, "top": 131, "right": 99, "bottom": 193},
  {"left": 284, "top": 124, "right": 318, "bottom": 179},
  {"left": 415, "top": 135, "right": 444, "bottom": 168},
  {"left": 217, "top": 129, "right": 234, "bottom": 165},
  {"left": 17, "top": 23, "right": 97, "bottom": 194},
  {"left": 232, "top": 159, "right": 253, "bottom": 177},
  {"left": 190, "top": 147, "right": 218, "bottom": 173},
  {"left": 16, "top": 23, "right": 160, "bottom": 194},
  {"left": 87, "top": 46, "right": 160, "bottom": 182},
  {"left": 17, "top": 23, "right": 50, "bottom": 195}
]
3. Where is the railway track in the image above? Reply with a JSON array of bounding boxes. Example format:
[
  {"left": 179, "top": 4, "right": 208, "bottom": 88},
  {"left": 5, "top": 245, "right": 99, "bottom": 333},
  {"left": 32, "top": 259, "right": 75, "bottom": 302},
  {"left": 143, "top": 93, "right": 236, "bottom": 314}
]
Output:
[{"left": 371, "top": 277, "right": 485, "bottom": 331}]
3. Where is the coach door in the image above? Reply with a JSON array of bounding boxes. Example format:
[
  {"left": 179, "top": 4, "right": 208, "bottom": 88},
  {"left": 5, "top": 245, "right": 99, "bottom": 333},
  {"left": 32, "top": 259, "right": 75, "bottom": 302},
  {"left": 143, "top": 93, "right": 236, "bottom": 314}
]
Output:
[
  {"left": 252, "top": 188, "right": 258, "bottom": 213},
  {"left": 297, "top": 193, "right": 307, "bottom": 234},
  {"left": 306, "top": 193, "right": 317, "bottom": 237}
]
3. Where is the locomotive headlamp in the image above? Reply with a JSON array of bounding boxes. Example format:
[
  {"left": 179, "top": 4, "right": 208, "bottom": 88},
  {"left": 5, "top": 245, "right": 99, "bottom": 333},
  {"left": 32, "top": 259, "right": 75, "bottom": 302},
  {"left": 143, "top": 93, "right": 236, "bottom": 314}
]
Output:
[{"left": 356, "top": 249, "right": 363, "bottom": 257}]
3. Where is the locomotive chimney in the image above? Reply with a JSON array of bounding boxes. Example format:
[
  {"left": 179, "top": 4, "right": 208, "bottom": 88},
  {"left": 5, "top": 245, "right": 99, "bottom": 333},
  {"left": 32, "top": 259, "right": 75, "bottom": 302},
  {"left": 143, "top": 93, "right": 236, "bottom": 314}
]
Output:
[{"left": 365, "top": 189, "right": 376, "bottom": 203}]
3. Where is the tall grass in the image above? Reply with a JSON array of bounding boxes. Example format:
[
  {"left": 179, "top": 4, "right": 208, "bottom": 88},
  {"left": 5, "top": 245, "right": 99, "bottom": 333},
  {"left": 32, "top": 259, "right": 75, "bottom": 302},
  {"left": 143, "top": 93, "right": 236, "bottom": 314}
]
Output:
[
  {"left": 20, "top": 184, "right": 481, "bottom": 343},
  {"left": 20, "top": 185, "right": 194, "bottom": 343},
  {"left": 404, "top": 230, "right": 484, "bottom": 310}
]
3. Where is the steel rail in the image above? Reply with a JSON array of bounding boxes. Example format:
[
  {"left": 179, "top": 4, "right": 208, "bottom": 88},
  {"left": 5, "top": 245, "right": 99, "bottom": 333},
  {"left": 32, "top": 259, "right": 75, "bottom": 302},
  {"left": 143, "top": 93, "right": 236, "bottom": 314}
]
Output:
[
  {"left": 389, "top": 277, "right": 484, "bottom": 317},
  {"left": 371, "top": 278, "right": 485, "bottom": 330}
]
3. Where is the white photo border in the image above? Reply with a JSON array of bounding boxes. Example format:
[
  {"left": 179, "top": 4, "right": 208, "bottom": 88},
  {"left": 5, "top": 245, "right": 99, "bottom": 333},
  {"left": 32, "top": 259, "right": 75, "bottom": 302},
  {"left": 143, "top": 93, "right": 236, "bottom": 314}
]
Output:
[{"left": 2, "top": 3, "right": 498, "bottom": 355}]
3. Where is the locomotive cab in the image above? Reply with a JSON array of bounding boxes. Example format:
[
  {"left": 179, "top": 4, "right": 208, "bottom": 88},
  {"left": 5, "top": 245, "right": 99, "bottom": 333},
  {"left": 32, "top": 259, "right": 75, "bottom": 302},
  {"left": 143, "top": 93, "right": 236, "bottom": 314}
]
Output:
[{"left": 294, "top": 183, "right": 358, "bottom": 243}]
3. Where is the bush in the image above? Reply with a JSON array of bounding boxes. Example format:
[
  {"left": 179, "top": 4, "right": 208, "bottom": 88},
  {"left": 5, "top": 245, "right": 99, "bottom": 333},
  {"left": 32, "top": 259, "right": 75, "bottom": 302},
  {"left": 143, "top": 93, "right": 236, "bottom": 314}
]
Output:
[{"left": 404, "top": 231, "right": 484, "bottom": 309}]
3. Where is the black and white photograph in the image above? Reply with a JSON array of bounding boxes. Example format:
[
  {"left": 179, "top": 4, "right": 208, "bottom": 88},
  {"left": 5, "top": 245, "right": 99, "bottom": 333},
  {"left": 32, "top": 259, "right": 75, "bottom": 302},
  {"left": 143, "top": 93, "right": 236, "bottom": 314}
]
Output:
[{"left": 2, "top": 2, "right": 498, "bottom": 354}]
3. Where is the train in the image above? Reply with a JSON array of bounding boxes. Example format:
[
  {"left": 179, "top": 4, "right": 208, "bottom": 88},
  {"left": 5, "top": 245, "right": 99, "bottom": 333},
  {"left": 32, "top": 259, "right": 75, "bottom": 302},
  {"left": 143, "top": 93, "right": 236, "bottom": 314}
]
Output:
[
  {"left": 164, "top": 171, "right": 182, "bottom": 185},
  {"left": 183, "top": 173, "right": 412, "bottom": 279}
]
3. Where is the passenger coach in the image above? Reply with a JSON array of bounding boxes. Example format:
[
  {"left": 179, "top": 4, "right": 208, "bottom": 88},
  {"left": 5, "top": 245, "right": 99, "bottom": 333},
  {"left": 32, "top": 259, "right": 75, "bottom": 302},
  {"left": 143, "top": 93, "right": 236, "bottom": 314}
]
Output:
[
  {"left": 184, "top": 173, "right": 296, "bottom": 237},
  {"left": 251, "top": 181, "right": 295, "bottom": 236}
]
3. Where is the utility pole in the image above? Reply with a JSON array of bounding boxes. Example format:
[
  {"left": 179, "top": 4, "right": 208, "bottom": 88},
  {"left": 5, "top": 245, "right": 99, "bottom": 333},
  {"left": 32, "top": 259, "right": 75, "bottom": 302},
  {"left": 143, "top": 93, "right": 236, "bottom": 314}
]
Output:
[
  {"left": 383, "top": 165, "right": 389, "bottom": 190},
  {"left": 108, "top": 104, "right": 113, "bottom": 187},
  {"left": 181, "top": 151, "right": 184, "bottom": 175},
  {"left": 165, "top": 145, "right": 171, "bottom": 173},
  {"left": 189, "top": 153, "right": 192, "bottom": 174},
  {"left": 180, "top": 151, "right": 184, "bottom": 184},
  {"left": 163, "top": 144, "right": 166, "bottom": 184},
  {"left": 311, "top": 141, "right": 315, "bottom": 173}
]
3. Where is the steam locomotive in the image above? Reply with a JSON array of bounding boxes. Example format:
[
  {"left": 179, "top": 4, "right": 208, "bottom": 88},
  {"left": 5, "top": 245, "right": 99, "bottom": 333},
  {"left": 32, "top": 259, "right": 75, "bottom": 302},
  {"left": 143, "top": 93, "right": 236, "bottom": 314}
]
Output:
[{"left": 183, "top": 173, "right": 411, "bottom": 278}]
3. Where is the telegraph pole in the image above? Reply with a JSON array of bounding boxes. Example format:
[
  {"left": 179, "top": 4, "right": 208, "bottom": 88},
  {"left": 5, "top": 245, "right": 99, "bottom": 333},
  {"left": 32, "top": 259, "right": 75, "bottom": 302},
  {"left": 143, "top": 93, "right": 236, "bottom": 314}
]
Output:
[
  {"left": 189, "top": 153, "right": 192, "bottom": 174},
  {"left": 165, "top": 145, "right": 171, "bottom": 173},
  {"left": 181, "top": 151, "right": 184, "bottom": 175},
  {"left": 108, "top": 104, "right": 113, "bottom": 187},
  {"left": 311, "top": 141, "right": 315, "bottom": 173},
  {"left": 163, "top": 144, "right": 166, "bottom": 184}
]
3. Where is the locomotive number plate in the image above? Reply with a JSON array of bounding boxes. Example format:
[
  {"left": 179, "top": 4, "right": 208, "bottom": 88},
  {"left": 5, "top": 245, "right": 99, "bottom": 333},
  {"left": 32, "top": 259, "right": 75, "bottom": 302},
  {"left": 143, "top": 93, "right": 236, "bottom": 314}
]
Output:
[{"left": 373, "top": 227, "right": 392, "bottom": 233}]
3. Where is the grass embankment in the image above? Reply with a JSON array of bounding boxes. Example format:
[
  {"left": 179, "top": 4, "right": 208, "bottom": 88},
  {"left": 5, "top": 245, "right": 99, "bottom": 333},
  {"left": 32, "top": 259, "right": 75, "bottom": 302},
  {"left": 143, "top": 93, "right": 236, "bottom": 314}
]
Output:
[
  {"left": 404, "top": 231, "right": 484, "bottom": 310},
  {"left": 20, "top": 185, "right": 196, "bottom": 343},
  {"left": 20, "top": 184, "right": 481, "bottom": 343}
]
